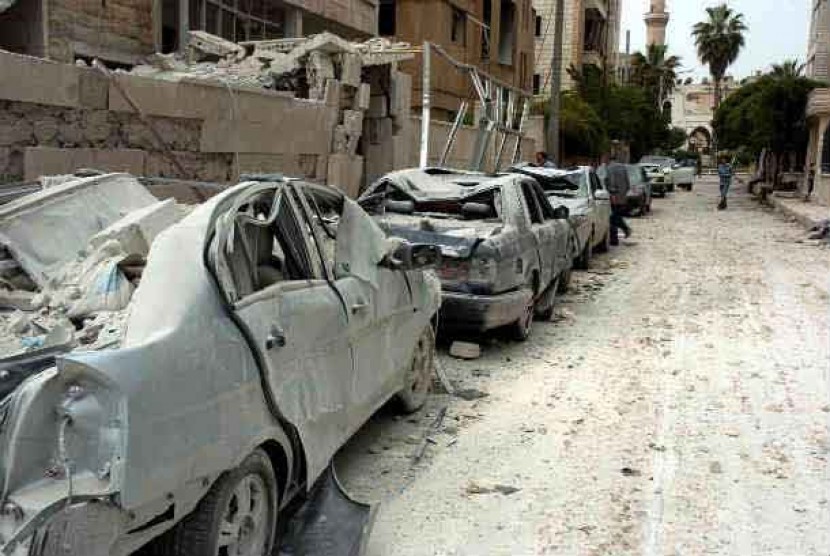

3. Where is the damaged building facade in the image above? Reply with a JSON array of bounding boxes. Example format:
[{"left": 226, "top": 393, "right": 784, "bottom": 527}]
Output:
[{"left": 0, "top": 0, "right": 377, "bottom": 64}]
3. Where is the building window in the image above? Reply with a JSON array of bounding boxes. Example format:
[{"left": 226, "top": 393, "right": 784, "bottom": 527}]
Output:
[
  {"left": 533, "top": 74, "right": 541, "bottom": 94},
  {"left": 498, "top": 0, "right": 515, "bottom": 65},
  {"left": 451, "top": 7, "right": 466, "bottom": 45},
  {"left": 379, "top": 0, "right": 396, "bottom": 36},
  {"left": 535, "top": 15, "right": 542, "bottom": 37}
]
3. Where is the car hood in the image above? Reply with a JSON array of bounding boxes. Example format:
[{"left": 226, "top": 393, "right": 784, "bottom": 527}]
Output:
[{"left": 548, "top": 195, "right": 589, "bottom": 215}]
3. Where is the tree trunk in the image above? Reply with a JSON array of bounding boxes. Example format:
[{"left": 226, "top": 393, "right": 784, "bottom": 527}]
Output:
[
  {"left": 546, "top": 0, "right": 565, "bottom": 163},
  {"left": 711, "top": 78, "right": 722, "bottom": 158}
]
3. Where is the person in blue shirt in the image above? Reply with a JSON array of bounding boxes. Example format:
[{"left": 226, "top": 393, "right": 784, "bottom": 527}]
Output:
[{"left": 718, "top": 157, "right": 733, "bottom": 210}]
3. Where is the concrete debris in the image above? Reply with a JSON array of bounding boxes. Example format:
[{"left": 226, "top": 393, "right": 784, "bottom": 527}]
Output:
[
  {"left": 450, "top": 341, "right": 482, "bottom": 360},
  {"left": 187, "top": 30, "right": 246, "bottom": 62},
  {"left": 0, "top": 173, "right": 187, "bottom": 364}
]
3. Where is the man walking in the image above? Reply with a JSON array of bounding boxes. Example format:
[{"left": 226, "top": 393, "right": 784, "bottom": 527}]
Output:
[
  {"left": 604, "top": 159, "right": 632, "bottom": 245},
  {"left": 717, "top": 157, "right": 733, "bottom": 210}
]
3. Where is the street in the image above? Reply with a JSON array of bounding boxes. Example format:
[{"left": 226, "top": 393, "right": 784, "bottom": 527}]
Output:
[{"left": 336, "top": 176, "right": 830, "bottom": 555}]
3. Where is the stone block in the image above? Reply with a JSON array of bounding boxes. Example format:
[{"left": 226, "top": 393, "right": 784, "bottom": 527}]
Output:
[
  {"left": 331, "top": 125, "right": 349, "bottom": 154},
  {"left": 0, "top": 111, "right": 33, "bottom": 147},
  {"left": 78, "top": 68, "right": 109, "bottom": 109},
  {"left": 354, "top": 83, "right": 371, "bottom": 111},
  {"left": 339, "top": 53, "right": 362, "bottom": 88},
  {"left": 323, "top": 79, "right": 342, "bottom": 107},
  {"left": 390, "top": 70, "right": 412, "bottom": 118},
  {"left": 23, "top": 147, "right": 146, "bottom": 180},
  {"left": 327, "top": 154, "right": 363, "bottom": 198},
  {"left": 342, "top": 110, "right": 364, "bottom": 135},
  {"left": 368, "top": 95, "right": 388, "bottom": 118},
  {"left": 450, "top": 341, "right": 481, "bottom": 360},
  {"left": 89, "top": 199, "right": 182, "bottom": 256},
  {"left": 0, "top": 50, "right": 80, "bottom": 108},
  {"left": 365, "top": 117, "right": 394, "bottom": 145},
  {"left": 145, "top": 151, "right": 231, "bottom": 182}
]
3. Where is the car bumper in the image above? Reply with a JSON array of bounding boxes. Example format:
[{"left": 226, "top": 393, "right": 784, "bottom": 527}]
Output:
[{"left": 439, "top": 289, "right": 532, "bottom": 332}]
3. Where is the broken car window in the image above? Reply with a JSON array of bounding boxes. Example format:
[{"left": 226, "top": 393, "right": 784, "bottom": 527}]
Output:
[{"left": 537, "top": 172, "right": 586, "bottom": 198}]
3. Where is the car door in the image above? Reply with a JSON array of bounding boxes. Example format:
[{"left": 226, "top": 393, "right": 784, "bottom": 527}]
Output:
[
  {"left": 293, "top": 185, "right": 414, "bottom": 436},
  {"left": 519, "top": 179, "right": 556, "bottom": 288},
  {"left": 211, "top": 183, "right": 356, "bottom": 483},
  {"left": 590, "top": 170, "right": 611, "bottom": 241}
]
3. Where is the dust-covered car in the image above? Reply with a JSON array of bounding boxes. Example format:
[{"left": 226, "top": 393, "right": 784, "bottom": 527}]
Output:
[
  {"left": 639, "top": 162, "right": 673, "bottom": 197},
  {"left": 625, "top": 164, "right": 652, "bottom": 216},
  {"left": 510, "top": 165, "right": 611, "bottom": 269},
  {"left": 360, "top": 168, "right": 576, "bottom": 340},
  {"left": 0, "top": 178, "right": 441, "bottom": 556}
]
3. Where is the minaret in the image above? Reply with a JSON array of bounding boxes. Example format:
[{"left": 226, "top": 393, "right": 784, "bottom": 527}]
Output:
[{"left": 645, "top": 0, "right": 669, "bottom": 47}]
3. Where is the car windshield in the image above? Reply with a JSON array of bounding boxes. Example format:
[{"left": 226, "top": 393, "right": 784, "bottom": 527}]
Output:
[{"left": 536, "top": 172, "right": 586, "bottom": 198}]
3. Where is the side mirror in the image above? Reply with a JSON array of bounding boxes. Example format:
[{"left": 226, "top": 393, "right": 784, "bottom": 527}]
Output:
[
  {"left": 553, "top": 205, "right": 570, "bottom": 220},
  {"left": 594, "top": 189, "right": 610, "bottom": 201},
  {"left": 382, "top": 242, "right": 441, "bottom": 270}
]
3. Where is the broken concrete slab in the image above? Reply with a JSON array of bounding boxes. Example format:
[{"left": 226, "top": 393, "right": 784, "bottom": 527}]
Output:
[
  {"left": 89, "top": 199, "right": 182, "bottom": 257},
  {"left": 0, "top": 50, "right": 81, "bottom": 108},
  {"left": 0, "top": 289, "right": 34, "bottom": 311},
  {"left": 339, "top": 53, "right": 362, "bottom": 88},
  {"left": 23, "top": 147, "right": 147, "bottom": 181},
  {"left": 327, "top": 154, "right": 363, "bottom": 199},
  {"left": 187, "top": 30, "right": 246, "bottom": 61},
  {"left": 0, "top": 173, "right": 158, "bottom": 287},
  {"left": 355, "top": 83, "right": 371, "bottom": 111},
  {"left": 450, "top": 341, "right": 481, "bottom": 360},
  {"left": 8, "top": 311, "right": 31, "bottom": 334}
]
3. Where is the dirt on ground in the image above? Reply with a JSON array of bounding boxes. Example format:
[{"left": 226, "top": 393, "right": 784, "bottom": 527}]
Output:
[{"left": 335, "top": 177, "right": 830, "bottom": 555}]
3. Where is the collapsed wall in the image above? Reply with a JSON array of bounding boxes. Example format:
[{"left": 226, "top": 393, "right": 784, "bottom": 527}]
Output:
[{"left": 0, "top": 33, "right": 416, "bottom": 197}]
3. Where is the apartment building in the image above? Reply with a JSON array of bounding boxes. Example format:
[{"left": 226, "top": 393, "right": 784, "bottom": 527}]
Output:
[
  {"left": 380, "top": 0, "right": 535, "bottom": 119},
  {"left": 0, "top": 0, "right": 377, "bottom": 65},
  {"left": 532, "top": 0, "right": 621, "bottom": 95}
]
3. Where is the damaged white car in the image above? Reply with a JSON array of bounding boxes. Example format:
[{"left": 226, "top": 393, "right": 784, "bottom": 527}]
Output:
[{"left": 0, "top": 177, "right": 441, "bottom": 555}]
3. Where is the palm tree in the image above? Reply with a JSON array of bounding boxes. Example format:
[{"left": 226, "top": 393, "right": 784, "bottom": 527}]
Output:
[
  {"left": 630, "top": 44, "right": 681, "bottom": 109},
  {"left": 770, "top": 59, "right": 805, "bottom": 78},
  {"left": 692, "top": 5, "right": 748, "bottom": 111}
]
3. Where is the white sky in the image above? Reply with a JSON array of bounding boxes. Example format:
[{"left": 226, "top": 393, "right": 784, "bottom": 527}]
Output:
[{"left": 620, "top": 0, "right": 811, "bottom": 79}]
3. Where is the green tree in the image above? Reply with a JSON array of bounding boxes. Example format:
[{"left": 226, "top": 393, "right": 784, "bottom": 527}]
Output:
[
  {"left": 630, "top": 44, "right": 682, "bottom": 108},
  {"left": 559, "top": 91, "right": 607, "bottom": 158},
  {"left": 714, "top": 71, "right": 819, "bottom": 178},
  {"left": 770, "top": 59, "right": 805, "bottom": 78},
  {"left": 692, "top": 5, "right": 748, "bottom": 113}
]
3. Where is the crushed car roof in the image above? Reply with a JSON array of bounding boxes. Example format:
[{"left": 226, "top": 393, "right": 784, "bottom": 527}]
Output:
[{"left": 364, "top": 168, "right": 516, "bottom": 200}]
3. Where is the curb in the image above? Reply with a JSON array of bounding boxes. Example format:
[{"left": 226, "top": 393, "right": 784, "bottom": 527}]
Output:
[{"left": 768, "top": 195, "right": 824, "bottom": 231}]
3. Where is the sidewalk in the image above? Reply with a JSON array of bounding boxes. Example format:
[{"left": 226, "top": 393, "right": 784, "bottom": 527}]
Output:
[{"left": 768, "top": 191, "right": 829, "bottom": 230}]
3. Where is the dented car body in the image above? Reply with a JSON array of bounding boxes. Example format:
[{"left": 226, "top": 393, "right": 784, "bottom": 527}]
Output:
[
  {"left": 0, "top": 179, "right": 440, "bottom": 555},
  {"left": 360, "top": 168, "right": 576, "bottom": 340}
]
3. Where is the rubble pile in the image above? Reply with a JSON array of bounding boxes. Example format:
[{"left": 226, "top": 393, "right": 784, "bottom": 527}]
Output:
[{"left": 0, "top": 173, "right": 186, "bottom": 363}]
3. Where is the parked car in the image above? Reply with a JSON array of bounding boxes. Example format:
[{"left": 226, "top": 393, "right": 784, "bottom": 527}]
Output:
[
  {"left": 639, "top": 162, "right": 672, "bottom": 197},
  {"left": 625, "top": 164, "right": 652, "bottom": 216},
  {"left": 510, "top": 165, "right": 612, "bottom": 269},
  {"left": 672, "top": 159, "right": 697, "bottom": 190},
  {"left": 0, "top": 178, "right": 441, "bottom": 556},
  {"left": 360, "top": 168, "right": 576, "bottom": 340}
]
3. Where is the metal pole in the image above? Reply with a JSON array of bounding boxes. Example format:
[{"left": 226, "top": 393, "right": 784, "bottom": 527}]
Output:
[
  {"left": 440, "top": 101, "right": 468, "bottom": 167},
  {"left": 545, "top": 0, "right": 564, "bottom": 163},
  {"left": 419, "top": 41, "right": 432, "bottom": 169}
]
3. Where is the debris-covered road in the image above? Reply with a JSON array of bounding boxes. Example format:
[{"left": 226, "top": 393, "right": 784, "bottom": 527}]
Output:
[{"left": 336, "top": 177, "right": 830, "bottom": 555}]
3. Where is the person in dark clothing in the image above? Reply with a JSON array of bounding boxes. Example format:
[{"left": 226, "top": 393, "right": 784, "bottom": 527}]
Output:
[
  {"left": 805, "top": 164, "right": 816, "bottom": 201},
  {"left": 717, "top": 157, "right": 733, "bottom": 210},
  {"left": 603, "top": 160, "right": 632, "bottom": 245},
  {"left": 534, "top": 151, "right": 556, "bottom": 168}
]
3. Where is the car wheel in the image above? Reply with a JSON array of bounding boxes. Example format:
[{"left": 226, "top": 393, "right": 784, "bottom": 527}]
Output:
[
  {"left": 508, "top": 284, "right": 535, "bottom": 341},
  {"left": 556, "top": 268, "right": 572, "bottom": 294},
  {"left": 534, "top": 277, "right": 559, "bottom": 321},
  {"left": 396, "top": 326, "right": 435, "bottom": 413},
  {"left": 574, "top": 236, "right": 592, "bottom": 270},
  {"left": 149, "top": 449, "right": 278, "bottom": 556}
]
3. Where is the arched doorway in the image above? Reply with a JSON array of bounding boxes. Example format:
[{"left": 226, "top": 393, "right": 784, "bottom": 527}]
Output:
[{"left": 688, "top": 127, "right": 712, "bottom": 155}]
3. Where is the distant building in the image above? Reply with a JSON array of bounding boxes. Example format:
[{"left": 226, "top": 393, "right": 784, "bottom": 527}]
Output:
[
  {"left": 0, "top": 0, "right": 377, "bottom": 65},
  {"left": 804, "top": 0, "right": 830, "bottom": 203},
  {"left": 532, "top": 0, "right": 621, "bottom": 95},
  {"left": 669, "top": 77, "right": 738, "bottom": 160},
  {"left": 644, "top": 0, "right": 668, "bottom": 47},
  {"left": 380, "top": 0, "right": 535, "bottom": 120}
]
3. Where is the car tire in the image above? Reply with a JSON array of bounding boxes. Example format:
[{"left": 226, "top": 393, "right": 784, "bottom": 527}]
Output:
[
  {"left": 534, "top": 277, "right": 559, "bottom": 321},
  {"left": 556, "top": 269, "right": 572, "bottom": 294},
  {"left": 396, "top": 326, "right": 435, "bottom": 413},
  {"left": 148, "top": 448, "right": 278, "bottom": 556},
  {"left": 574, "top": 236, "right": 592, "bottom": 270},
  {"left": 507, "top": 284, "right": 535, "bottom": 342}
]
